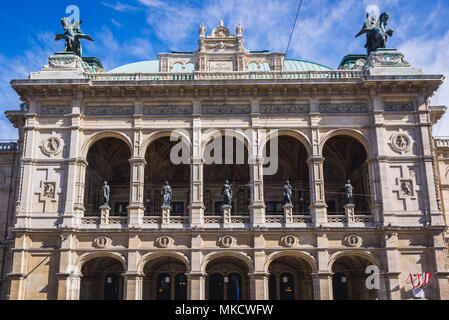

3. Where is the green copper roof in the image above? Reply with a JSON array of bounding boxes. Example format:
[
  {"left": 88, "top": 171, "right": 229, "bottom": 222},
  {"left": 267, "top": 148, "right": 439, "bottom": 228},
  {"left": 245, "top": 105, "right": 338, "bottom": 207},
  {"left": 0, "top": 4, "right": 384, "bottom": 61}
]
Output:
[
  {"left": 108, "top": 60, "right": 159, "bottom": 73},
  {"left": 107, "top": 59, "right": 332, "bottom": 73},
  {"left": 284, "top": 59, "right": 332, "bottom": 71}
]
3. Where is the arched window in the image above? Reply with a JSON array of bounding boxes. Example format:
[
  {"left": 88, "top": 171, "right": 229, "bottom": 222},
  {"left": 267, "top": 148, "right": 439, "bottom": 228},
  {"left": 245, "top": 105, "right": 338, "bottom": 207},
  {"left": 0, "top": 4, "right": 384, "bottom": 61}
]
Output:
[
  {"left": 227, "top": 273, "right": 242, "bottom": 300},
  {"left": 332, "top": 272, "right": 349, "bottom": 300},
  {"left": 269, "top": 274, "right": 277, "bottom": 300},
  {"left": 172, "top": 63, "right": 183, "bottom": 73},
  {"left": 209, "top": 273, "right": 224, "bottom": 300},
  {"left": 260, "top": 62, "right": 271, "bottom": 71},
  {"left": 175, "top": 273, "right": 187, "bottom": 300},
  {"left": 280, "top": 273, "right": 295, "bottom": 300},
  {"left": 185, "top": 63, "right": 195, "bottom": 72},
  {"left": 247, "top": 62, "right": 258, "bottom": 71},
  {"left": 104, "top": 273, "right": 120, "bottom": 300},
  {"left": 157, "top": 273, "right": 172, "bottom": 300}
]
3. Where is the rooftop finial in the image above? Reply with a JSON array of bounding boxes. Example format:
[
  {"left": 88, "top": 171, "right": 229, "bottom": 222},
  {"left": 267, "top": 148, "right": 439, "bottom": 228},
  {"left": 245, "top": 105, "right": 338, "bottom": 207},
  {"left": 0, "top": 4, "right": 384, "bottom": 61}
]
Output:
[
  {"left": 219, "top": 19, "right": 224, "bottom": 27},
  {"left": 199, "top": 23, "right": 206, "bottom": 37}
]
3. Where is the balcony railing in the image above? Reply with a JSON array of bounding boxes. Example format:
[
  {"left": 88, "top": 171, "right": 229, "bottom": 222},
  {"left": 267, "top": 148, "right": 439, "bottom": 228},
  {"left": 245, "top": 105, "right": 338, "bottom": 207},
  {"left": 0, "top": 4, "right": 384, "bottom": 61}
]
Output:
[
  {"left": 0, "top": 142, "right": 18, "bottom": 152},
  {"left": 86, "top": 70, "right": 363, "bottom": 82}
]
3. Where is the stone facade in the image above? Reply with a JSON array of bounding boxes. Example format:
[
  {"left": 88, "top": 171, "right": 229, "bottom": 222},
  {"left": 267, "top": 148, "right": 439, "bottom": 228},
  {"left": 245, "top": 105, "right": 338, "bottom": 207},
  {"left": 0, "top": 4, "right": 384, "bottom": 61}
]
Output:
[{"left": 1, "top": 21, "right": 449, "bottom": 300}]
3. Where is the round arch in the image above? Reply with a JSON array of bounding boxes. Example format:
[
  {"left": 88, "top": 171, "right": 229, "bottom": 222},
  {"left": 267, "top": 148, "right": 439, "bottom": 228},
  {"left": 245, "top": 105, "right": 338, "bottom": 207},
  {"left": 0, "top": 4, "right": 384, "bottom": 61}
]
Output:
[
  {"left": 328, "top": 250, "right": 380, "bottom": 271},
  {"left": 201, "top": 129, "right": 252, "bottom": 159},
  {"left": 75, "top": 251, "right": 127, "bottom": 275},
  {"left": 258, "top": 129, "right": 312, "bottom": 158},
  {"left": 201, "top": 251, "right": 254, "bottom": 273},
  {"left": 138, "top": 251, "right": 191, "bottom": 275},
  {"left": 140, "top": 130, "right": 192, "bottom": 158},
  {"left": 81, "top": 131, "right": 133, "bottom": 159},
  {"left": 264, "top": 251, "right": 318, "bottom": 273},
  {"left": 319, "top": 129, "right": 372, "bottom": 159}
]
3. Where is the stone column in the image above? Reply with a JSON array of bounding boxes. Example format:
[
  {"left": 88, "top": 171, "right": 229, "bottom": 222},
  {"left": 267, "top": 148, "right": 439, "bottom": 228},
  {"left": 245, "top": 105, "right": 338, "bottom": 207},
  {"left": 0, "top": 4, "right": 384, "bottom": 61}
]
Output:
[
  {"left": 57, "top": 232, "right": 78, "bottom": 300},
  {"left": 123, "top": 272, "right": 144, "bottom": 300},
  {"left": 187, "top": 272, "right": 206, "bottom": 300},
  {"left": 344, "top": 204, "right": 356, "bottom": 227},
  {"left": 73, "top": 159, "right": 88, "bottom": 223},
  {"left": 190, "top": 121, "right": 205, "bottom": 227},
  {"left": 312, "top": 272, "right": 333, "bottom": 300},
  {"left": 314, "top": 233, "right": 332, "bottom": 300},
  {"left": 8, "top": 233, "right": 28, "bottom": 300},
  {"left": 57, "top": 273, "right": 81, "bottom": 300},
  {"left": 308, "top": 156, "right": 327, "bottom": 226},
  {"left": 249, "top": 272, "right": 269, "bottom": 300},
  {"left": 249, "top": 158, "right": 266, "bottom": 227},
  {"left": 128, "top": 157, "right": 146, "bottom": 228},
  {"left": 161, "top": 205, "right": 171, "bottom": 226},
  {"left": 383, "top": 231, "right": 401, "bottom": 299}
]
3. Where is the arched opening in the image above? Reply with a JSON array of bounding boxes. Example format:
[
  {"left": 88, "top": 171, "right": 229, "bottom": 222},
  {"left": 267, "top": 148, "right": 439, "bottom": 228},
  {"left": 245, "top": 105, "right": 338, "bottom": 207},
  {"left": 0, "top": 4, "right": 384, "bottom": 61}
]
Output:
[
  {"left": 203, "top": 135, "right": 250, "bottom": 216},
  {"left": 322, "top": 135, "right": 370, "bottom": 215},
  {"left": 206, "top": 256, "right": 250, "bottom": 300},
  {"left": 331, "top": 254, "right": 378, "bottom": 300},
  {"left": 172, "top": 63, "right": 183, "bottom": 72},
  {"left": 185, "top": 63, "right": 195, "bottom": 72},
  {"left": 85, "top": 137, "right": 131, "bottom": 216},
  {"left": 267, "top": 255, "right": 313, "bottom": 300},
  {"left": 80, "top": 257, "right": 125, "bottom": 300},
  {"left": 144, "top": 136, "right": 190, "bottom": 216},
  {"left": 263, "top": 136, "right": 310, "bottom": 215},
  {"left": 142, "top": 256, "right": 188, "bottom": 300}
]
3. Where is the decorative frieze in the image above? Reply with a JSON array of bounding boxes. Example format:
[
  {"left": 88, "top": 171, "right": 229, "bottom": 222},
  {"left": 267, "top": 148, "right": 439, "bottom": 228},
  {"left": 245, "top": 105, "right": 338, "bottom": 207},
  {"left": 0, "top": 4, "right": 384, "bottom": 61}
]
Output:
[
  {"left": 383, "top": 102, "right": 413, "bottom": 112},
  {"left": 260, "top": 104, "right": 309, "bottom": 114},
  {"left": 84, "top": 106, "right": 134, "bottom": 116},
  {"left": 40, "top": 106, "right": 70, "bottom": 115},
  {"left": 318, "top": 103, "right": 369, "bottom": 113},
  {"left": 202, "top": 103, "right": 250, "bottom": 115},
  {"left": 143, "top": 105, "right": 192, "bottom": 115}
]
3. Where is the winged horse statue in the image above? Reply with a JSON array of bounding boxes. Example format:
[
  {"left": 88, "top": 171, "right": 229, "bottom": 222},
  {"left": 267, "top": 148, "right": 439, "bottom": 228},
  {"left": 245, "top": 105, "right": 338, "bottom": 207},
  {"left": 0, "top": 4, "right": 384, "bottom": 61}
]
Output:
[
  {"left": 355, "top": 11, "right": 394, "bottom": 56},
  {"left": 55, "top": 17, "right": 94, "bottom": 57}
]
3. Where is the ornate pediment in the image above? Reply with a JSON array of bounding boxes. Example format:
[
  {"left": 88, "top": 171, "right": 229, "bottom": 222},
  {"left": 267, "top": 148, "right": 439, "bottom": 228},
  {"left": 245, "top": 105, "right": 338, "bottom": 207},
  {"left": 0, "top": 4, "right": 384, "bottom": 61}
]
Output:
[
  {"left": 210, "top": 20, "right": 231, "bottom": 38},
  {"left": 198, "top": 20, "right": 246, "bottom": 55}
]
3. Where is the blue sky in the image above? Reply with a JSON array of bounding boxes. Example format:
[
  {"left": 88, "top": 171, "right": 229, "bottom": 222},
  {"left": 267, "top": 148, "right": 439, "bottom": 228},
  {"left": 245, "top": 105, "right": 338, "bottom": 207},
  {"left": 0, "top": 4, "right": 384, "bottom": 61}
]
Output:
[{"left": 1, "top": 0, "right": 449, "bottom": 139}]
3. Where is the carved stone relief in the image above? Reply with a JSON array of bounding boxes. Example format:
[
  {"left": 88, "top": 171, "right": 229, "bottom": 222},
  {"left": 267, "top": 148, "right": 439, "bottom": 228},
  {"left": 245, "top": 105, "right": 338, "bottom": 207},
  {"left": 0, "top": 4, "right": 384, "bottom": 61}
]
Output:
[
  {"left": 41, "top": 136, "right": 63, "bottom": 156},
  {"left": 318, "top": 103, "right": 369, "bottom": 113},
  {"left": 384, "top": 102, "right": 413, "bottom": 112},
  {"left": 343, "top": 234, "right": 363, "bottom": 247},
  {"left": 280, "top": 235, "right": 299, "bottom": 247},
  {"left": 156, "top": 235, "right": 174, "bottom": 248},
  {"left": 260, "top": 104, "right": 309, "bottom": 114},
  {"left": 93, "top": 236, "right": 112, "bottom": 248},
  {"left": 389, "top": 131, "right": 413, "bottom": 154},
  {"left": 218, "top": 235, "right": 236, "bottom": 248},
  {"left": 40, "top": 106, "right": 70, "bottom": 115},
  {"left": 143, "top": 105, "right": 192, "bottom": 115},
  {"left": 202, "top": 104, "right": 250, "bottom": 114},
  {"left": 84, "top": 106, "right": 134, "bottom": 116}
]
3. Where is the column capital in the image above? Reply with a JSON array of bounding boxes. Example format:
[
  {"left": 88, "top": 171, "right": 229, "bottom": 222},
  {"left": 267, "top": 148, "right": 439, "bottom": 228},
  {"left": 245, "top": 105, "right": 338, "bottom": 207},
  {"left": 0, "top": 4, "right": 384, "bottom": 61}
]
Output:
[
  {"left": 186, "top": 272, "right": 207, "bottom": 279},
  {"left": 307, "top": 155, "right": 325, "bottom": 163},
  {"left": 122, "top": 272, "right": 144, "bottom": 279},
  {"left": 129, "top": 157, "right": 147, "bottom": 165},
  {"left": 248, "top": 272, "right": 270, "bottom": 279}
]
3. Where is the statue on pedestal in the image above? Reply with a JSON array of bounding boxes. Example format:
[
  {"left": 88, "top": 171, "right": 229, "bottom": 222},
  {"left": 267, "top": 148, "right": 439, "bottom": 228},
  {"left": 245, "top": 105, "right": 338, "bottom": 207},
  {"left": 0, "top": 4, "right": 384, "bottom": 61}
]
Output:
[
  {"left": 283, "top": 180, "right": 293, "bottom": 206},
  {"left": 345, "top": 180, "right": 354, "bottom": 205},
  {"left": 222, "top": 180, "right": 234, "bottom": 206},
  {"left": 355, "top": 11, "right": 394, "bottom": 56},
  {"left": 55, "top": 17, "right": 94, "bottom": 57},
  {"left": 161, "top": 181, "right": 172, "bottom": 207},
  {"left": 102, "top": 181, "right": 110, "bottom": 207}
]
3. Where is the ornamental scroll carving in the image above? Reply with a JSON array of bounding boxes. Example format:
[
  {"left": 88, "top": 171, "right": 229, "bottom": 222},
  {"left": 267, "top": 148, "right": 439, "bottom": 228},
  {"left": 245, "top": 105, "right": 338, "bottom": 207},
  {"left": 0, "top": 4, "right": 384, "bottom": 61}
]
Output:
[
  {"left": 41, "top": 106, "right": 70, "bottom": 115},
  {"left": 202, "top": 104, "right": 250, "bottom": 115},
  {"left": 85, "top": 106, "right": 134, "bottom": 116},
  {"left": 318, "top": 103, "right": 369, "bottom": 113},
  {"left": 260, "top": 104, "right": 309, "bottom": 114},
  {"left": 143, "top": 105, "right": 192, "bottom": 115}
]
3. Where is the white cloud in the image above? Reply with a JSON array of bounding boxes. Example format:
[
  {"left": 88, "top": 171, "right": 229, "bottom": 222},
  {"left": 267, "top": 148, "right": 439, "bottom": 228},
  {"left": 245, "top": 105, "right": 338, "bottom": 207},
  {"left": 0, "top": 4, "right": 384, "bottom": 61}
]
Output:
[{"left": 102, "top": 1, "right": 140, "bottom": 12}]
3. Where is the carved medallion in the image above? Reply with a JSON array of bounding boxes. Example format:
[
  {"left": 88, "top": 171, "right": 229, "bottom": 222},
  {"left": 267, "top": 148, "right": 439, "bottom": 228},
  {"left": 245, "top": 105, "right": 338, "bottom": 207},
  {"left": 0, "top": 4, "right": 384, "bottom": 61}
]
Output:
[
  {"left": 41, "top": 136, "right": 63, "bottom": 156},
  {"left": 218, "top": 235, "right": 236, "bottom": 248},
  {"left": 344, "top": 234, "right": 363, "bottom": 248},
  {"left": 281, "top": 235, "right": 299, "bottom": 247},
  {"left": 94, "top": 236, "right": 112, "bottom": 248},
  {"left": 156, "top": 236, "right": 174, "bottom": 248},
  {"left": 390, "top": 132, "right": 412, "bottom": 153}
]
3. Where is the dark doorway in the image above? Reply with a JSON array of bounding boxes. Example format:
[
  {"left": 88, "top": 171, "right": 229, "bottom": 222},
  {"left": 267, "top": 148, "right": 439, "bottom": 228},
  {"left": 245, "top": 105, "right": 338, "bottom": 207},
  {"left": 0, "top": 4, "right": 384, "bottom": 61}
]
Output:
[
  {"left": 280, "top": 273, "right": 295, "bottom": 300},
  {"left": 209, "top": 273, "right": 224, "bottom": 300},
  {"left": 333, "top": 272, "right": 349, "bottom": 300},
  {"left": 157, "top": 273, "right": 172, "bottom": 300},
  {"left": 104, "top": 273, "right": 120, "bottom": 300},
  {"left": 175, "top": 274, "right": 187, "bottom": 300},
  {"left": 227, "top": 273, "right": 242, "bottom": 300},
  {"left": 269, "top": 274, "right": 277, "bottom": 300}
]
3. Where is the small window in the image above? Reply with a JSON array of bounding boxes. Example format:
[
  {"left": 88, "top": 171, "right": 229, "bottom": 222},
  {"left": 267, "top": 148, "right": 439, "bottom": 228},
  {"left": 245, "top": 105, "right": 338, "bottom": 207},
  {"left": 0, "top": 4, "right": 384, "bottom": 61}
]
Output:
[
  {"left": 171, "top": 202, "right": 185, "bottom": 214},
  {"left": 266, "top": 201, "right": 283, "bottom": 213},
  {"left": 114, "top": 202, "right": 128, "bottom": 216}
]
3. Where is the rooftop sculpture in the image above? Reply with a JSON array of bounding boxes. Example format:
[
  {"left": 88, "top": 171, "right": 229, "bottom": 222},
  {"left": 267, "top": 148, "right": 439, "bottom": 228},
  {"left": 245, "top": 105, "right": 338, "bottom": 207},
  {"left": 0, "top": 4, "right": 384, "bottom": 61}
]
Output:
[
  {"left": 55, "top": 17, "right": 94, "bottom": 57},
  {"left": 355, "top": 11, "right": 394, "bottom": 56}
]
